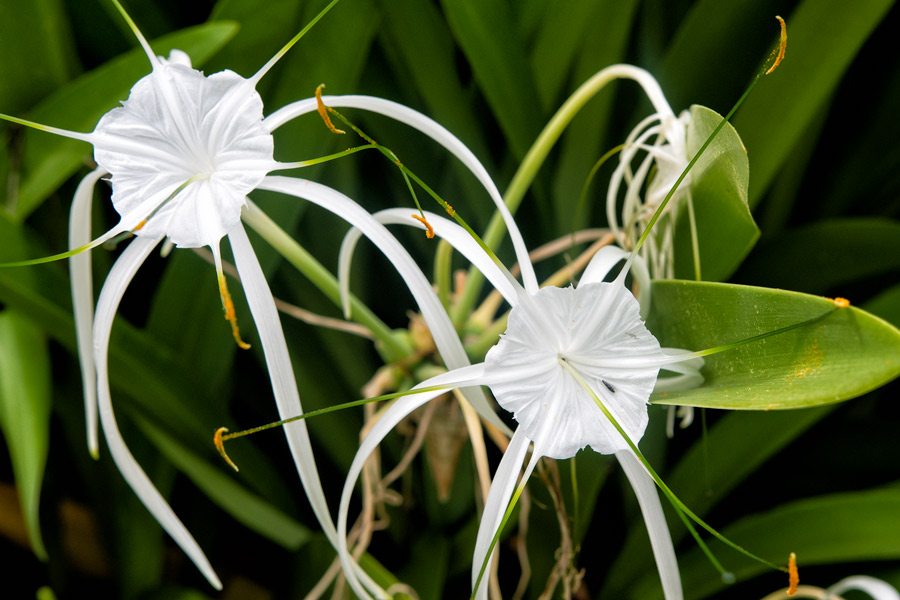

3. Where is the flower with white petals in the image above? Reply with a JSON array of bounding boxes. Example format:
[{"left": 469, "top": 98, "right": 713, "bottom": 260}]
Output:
[
  {"left": 2, "top": 2, "right": 513, "bottom": 592},
  {"left": 605, "top": 71, "right": 691, "bottom": 281},
  {"left": 334, "top": 164, "right": 705, "bottom": 599}
]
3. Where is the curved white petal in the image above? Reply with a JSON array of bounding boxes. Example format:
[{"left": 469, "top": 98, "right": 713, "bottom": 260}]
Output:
[
  {"left": 616, "top": 449, "right": 683, "bottom": 600},
  {"left": 338, "top": 386, "right": 449, "bottom": 599},
  {"left": 827, "top": 576, "right": 900, "bottom": 600},
  {"left": 69, "top": 168, "right": 106, "bottom": 458},
  {"left": 258, "top": 175, "right": 510, "bottom": 436},
  {"left": 339, "top": 208, "right": 521, "bottom": 314},
  {"left": 471, "top": 428, "right": 532, "bottom": 600},
  {"left": 92, "top": 235, "right": 221, "bottom": 589},
  {"left": 580, "top": 246, "right": 652, "bottom": 317},
  {"left": 263, "top": 95, "right": 538, "bottom": 294}
]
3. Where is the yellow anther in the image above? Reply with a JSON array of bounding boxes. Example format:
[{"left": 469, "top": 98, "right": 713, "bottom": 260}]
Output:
[
  {"left": 787, "top": 552, "right": 799, "bottom": 596},
  {"left": 316, "top": 84, "right": 345, "bottom": 134},
  {"left": 133, "top": 219, "right": 147, "bottom": 232},
  {"left": 445, "top": 204, "right": 456, "bottom": 217},
  {"left": 833, "top": 297, "right": 850, "bottom": 308},
  {"left": 217, "top": 272, "right": 251, "bottom": 350},
  {"left": 411, "top": 214, "right": 435, "bottom": 239},
  {"left": 766, "top": 16, "right": 787, "bottom": 75},
  {"left": 214, "top": 427, "right": 240, "bottom": 472}
]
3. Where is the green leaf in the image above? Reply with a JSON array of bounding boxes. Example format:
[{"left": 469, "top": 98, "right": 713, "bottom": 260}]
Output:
[
  {"left": 647, "top": 280, "right": 900, "bottom": 409},
  {"left": 602, "top": 406, "right": 835, "bottom": 597},
  {"left": 735, "top": 218, "right": 900, "bottom": 295},
  {"left": 135, "top": 415, "right": 311, "bottom": 550},
  {"left": 12, "top": 22, "right": 238, "bottom": 221},
  {"left": 439, "top": 0, "right": 542, "bottom": 161},
  {"left": 733, "top": 0, "right": 894, "bottom": 205},
  {"left": 0, "top": 309, "right": 50, "bottom": 560},
  {"left": 673, "top": 488, "right": 900, "bottom": 600},
  {"left": 0, "top": 0, "right": 78, "bottom": 114},
  {"left": 673, "top": 105, "right": 759, "bottom": 281}
]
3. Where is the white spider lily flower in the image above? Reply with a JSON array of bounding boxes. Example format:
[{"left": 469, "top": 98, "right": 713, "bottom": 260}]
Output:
[
  {"left": 334, "top": 209, "right": 704, "bottom": 599},
  {"left": 605, "top": 76, "right": 691, "bottom": 280},
  {"left": 3, "top": 4, "right": 521, "bottom": 591}
]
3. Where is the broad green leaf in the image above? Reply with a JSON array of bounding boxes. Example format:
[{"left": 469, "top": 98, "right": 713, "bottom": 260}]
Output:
[
  {"left": 733, "top": 0, "right": 894, "bottom": 205},
  {"left": 673, "top": 104, "right": 759, "bottom": 281},
  {"left": 0, "top": 309, "right": 51, "bottom": 560},
  {"left": 0, "top": 0, "right": 78, "bottom": 114},
  {"left": 602, "top": 406, "right": 835, "bottom": 597},
  {"left": 136, "top": 415, "right": 311, "bottom": 550},
  {"left": 440, "top": 0, "right": 542, "bottom": 161},
  {"left": 647, "top": 280, "right": 900, "bottom": 409},
  {"left": 735, "top": 218, "right": 900, "bottom": 295},
  {"left": 671, "top": 488, "right": 900, "bottom": 600},
  {"left": 12, "top": 22, "right": 238, "bottom": 221}
]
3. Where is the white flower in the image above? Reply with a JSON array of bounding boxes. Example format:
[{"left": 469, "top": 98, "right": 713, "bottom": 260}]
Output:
[
  {"left": 604, "top": 72, "right": 691, "bottom": 280},
  {"left": 333, "top": 208, "right": 704, "bottom": 599}
]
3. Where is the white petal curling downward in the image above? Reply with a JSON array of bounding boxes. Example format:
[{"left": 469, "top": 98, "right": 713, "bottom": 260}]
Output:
[
  {"left": 92, "top": 52, "right": 274, "bottom": 249},
  {"left": 69, "top": 167, "right": 106, "bottom": 458},
  {"left": 91, "top": 235, "right": 222, "bottom": 590},
  {"left": 485, "top": 282, "right": 660, "bottom": 459},
  {"left": 826, "top": 576, "right": 900, "bottom": 600}
]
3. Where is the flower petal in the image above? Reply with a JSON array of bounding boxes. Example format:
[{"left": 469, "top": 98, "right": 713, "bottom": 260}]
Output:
[
  {"left": 338, "top": 386, "right": 449, "bottom": 599},
  {"left": 580, "top": 245, "right": 652, "bottom": 317},
  {"left": 92, "top": 235, "right": 221, "bottom": 589},
  {"left": 827, "top": 576, "right": 900, "bottom": 600},
  {"left": 616, "top": 449, "right": 683, "bottom": 600},
  {"left": 264, "top": 95, "right": 538, "bottom": 294},
  {"left": 339, "top": 208, "right": 522, "bottom": 313},
  {"left": 69, "top": 168, "right": 106, "bottom": 458},
  {"left": 258, "top": 176, "right": 510, "bottom": 435},
  {"left": 471, "top": 428, "right": 532, "bottom": 600}
]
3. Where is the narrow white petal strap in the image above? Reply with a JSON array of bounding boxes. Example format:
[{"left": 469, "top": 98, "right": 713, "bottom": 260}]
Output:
[
  {"left": 826, "top": 576, "right": 900, "bottom": 600},
  {"left": 228, "top": 222, "right": 381, "bottom": 595},
  {"left": 580, "top": 246, "right": 651, "bottom": 317},
  {"left": 339, "top": 208, "right": 522, "bottom": 311},
  {"left": 258, "top": 176, "right": 510, "bottom": 436},
  {"left": 338, "top": 387, "right": 448, "bottom": 599},
  {"left": 69, "top": 168, "right": 106, "bottom": 458},
  {"left": 616, "top": 449, "right": 683, "bottom": 600},
  {"left": 471, "top": 428, "right": 532, "bottom": 600},
  {"left": 92, "top": 236, "right": 222, "bottom": 589},
  {"left": 263, "top": 95, "right": 538, "bottom": 294}
]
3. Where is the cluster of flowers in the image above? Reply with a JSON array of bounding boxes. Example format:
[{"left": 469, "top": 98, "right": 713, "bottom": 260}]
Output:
[{"left": 5, "top": 4, "right": 850, "bottom": 600}]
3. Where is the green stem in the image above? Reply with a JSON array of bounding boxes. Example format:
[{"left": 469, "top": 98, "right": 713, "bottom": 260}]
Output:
[
  {"left": 435, "top": 239, "right": 453, "bottom": 311},
  {"left": 241, "top": 201, "right": 407, "bottom": 362},
  {"left": 455, "top": 68, "right": 643, "bottom": 324}
]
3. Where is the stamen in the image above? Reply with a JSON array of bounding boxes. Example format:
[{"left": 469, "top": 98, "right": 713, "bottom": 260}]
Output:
[
  {"left": 787, "top": 552, "right": 799, "bottom": 595},
  {"left": 411, "top": 214, "right": 435, "bottom": 239},
  {"left": 217, "top": 269, "right": 251, "bottom": 350},
  {"left": 110, "top": 0, "right": 161, "bottom": 70},
  {"left": 445, "top": 204, "right": 456, "bottom": 217},
  {"left": 833, "top": 297, "right": 850, "bottom": 308},
  {"left": 766, "top": 16, "right": 788, "bottom": 75},
  {"left": 214, "top": 427, "right": 239, "bottom": 472},
  {"left": 316, "top": 85, "right": 346, "bottom": 134}
]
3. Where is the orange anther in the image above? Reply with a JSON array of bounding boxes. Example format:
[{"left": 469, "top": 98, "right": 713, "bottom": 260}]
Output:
[
  {"left": 411, "top": 214, "right": 435, "bottom": 239},
  {"left": 214, "top": 427, "right": 240, "bottom": 472},
  {"left": 445, "top": 204, "right": 456, "bottom": 217},
  {"left": 133, "top": 219, "right": 147, "bottom": 232},
  {"left": 316, "top": 84, "right": 345, "bottom": 134},
  {"left": 833, "top": 297, "right": 850, "bottom": 308},
  {"left": 787, "top": 552, "right": 799, "bottom": 596},
  {"left": 218, "top": 272, "right": 251, "bottom": 350},
  {"left": 766, "top": 16, "right": 787, "bottom": 75}
]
